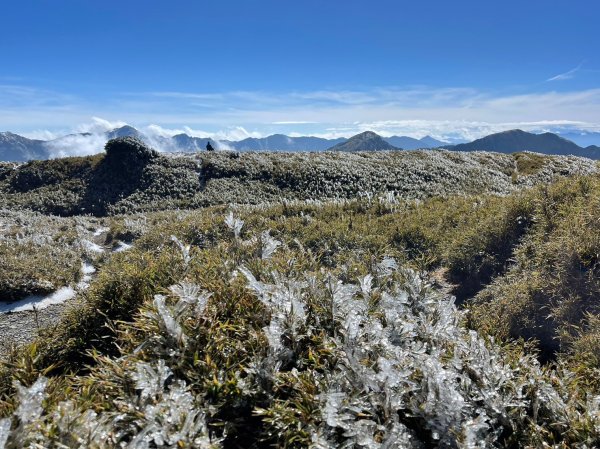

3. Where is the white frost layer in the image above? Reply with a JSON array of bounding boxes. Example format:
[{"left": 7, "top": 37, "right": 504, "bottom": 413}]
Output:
[
  {"left": 93, "top": 227, "right": 109, "bottom": 237},
  {"left": 0, "top": 287, "right": 76, "bottom": 313},
  {"left": 82, "top": 240, "right": 104, "bottom": 253},
  {"left": 113, "top": 241, "right": 132, "bottom": 253},
  {"left": 77, "top": 262, "right": 96, "bottom": 290}
]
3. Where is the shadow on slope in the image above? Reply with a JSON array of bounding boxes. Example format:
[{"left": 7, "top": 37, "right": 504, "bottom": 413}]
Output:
[{"left": 80, "top": 137, "right": 159, "bottom": 215}]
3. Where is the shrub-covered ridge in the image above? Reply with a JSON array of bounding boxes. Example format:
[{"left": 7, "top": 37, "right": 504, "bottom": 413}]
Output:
[{"left": 1, "top": 138, "right": 598, "bottom": 216}]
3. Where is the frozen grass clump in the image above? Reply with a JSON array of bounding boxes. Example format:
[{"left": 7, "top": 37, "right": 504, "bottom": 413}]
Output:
[
  {"left": 0, "top": 209, "right": 110, "bottom": 301},
  {"left": 2, "top": 222, "right": 598, "bottom": 447},
  {"left": 1, "top": 362, "right": 220, "bottom": 448}
]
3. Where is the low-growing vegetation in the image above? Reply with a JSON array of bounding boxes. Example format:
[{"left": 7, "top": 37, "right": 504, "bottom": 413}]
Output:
[
  {"left": 0, "top": 138, "right": 597, "bottom": 216},
  {"left": 0, "top": 210, "right": 110, "bottom": 301},
  {"left": 0, "top": 140, "right": 599, "bottom": 447}
]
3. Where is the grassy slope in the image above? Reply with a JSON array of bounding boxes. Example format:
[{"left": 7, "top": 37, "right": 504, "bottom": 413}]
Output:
[
  {"left": 1, "top": 147, "right": 600, "bottom": 446},
  {"left": 0, "top": 211, "right": 111, "bottom": 301},
  {"left": 0, "top": 175, "right": 599, "bottom": 446}
]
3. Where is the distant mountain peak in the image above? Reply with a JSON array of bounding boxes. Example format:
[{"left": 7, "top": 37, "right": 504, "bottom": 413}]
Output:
[
  {"left": 106, "top": 125, "right": 143, "bottom": 140},
  {"left": 451, "top": 129, "right": 600, "bottom": 158},
  {"left": 329, "top": 131, "right": 399, "bottom": 152},
  {"left": 114, "top": 125, "right": 138, "bottom": 132}
]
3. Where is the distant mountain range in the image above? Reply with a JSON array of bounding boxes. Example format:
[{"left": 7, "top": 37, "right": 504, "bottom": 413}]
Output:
[
  {"left": 0, "top": 132, "right": 47, "bottom": 162},
  {"left": 1, "top": 125, "right": 600, "bottom": 162},
  {"left": 0, "top": 126, "right": 450, "bottom": 161},
  {"left": 450, "top": 129, "right": 600, "bottom": 159},
  {"left": 558, "top": 131, "right": 600, "bottom": 148}
]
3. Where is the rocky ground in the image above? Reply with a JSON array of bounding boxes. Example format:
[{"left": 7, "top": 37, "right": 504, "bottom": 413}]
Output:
[{"left": 0, "top": 299, "right": 77, "bottom": 358}]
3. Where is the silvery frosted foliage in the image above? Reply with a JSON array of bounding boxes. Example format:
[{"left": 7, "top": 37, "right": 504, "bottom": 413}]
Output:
[
  {"left": 0, "top": 420, "right": 9, "bottom": 449},
  {"left": 376, "top": 256, "right": 398, "bottom": 277},
  {"left": 239, "top": 267, "right": 307, "bottom": 326},
  {"left": 240, "top": 262, "right": 599, "bottom": 448},
  {"left": 260, "top": 229, "right": 282, "bottom": 260},
  {"left": 1, "top": 360, "right": 220, "bottom": 448},
  {"left": 14, "top": 377, "right": 48, "bottom": 425},
  {"left": 240, "top": 266, "right": 308, "bottom": 373},
  {"left": 170, "top": 235, "right": 191, "bottom": 266},
  {"left": 224, "top": 211, "right": 244, "bottom": 239},
  {"left": 152, "top": 294, "right": 187, "bottom": 346},
  {"left": 132, "top": 359, "right": 174, "bottom": 401},
  {"left": 123, "top": 216, "right": 149, "bottom": 237},
  {"left": 125, "top": 360, "right": 220, "bottom": 449},
  {"left": 144, "top": 283, "right": 212, "bottom": 356},
  {"left": 177, "top": 149, "right": 600, "bottom": 208},
  {"left": 169, "top": 282, "right": 211, "bottom": 318},
  {"left": 239, "top": 267, "right": 306, "bottom": 364}
]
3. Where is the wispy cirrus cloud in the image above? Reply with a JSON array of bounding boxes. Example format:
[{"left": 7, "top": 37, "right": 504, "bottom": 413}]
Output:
[
  {"left": 272, "top": 121, "right": 318, "bottom": 125},
  {"left": 547, "top": 62, "right": 584, "bottom": 81}
]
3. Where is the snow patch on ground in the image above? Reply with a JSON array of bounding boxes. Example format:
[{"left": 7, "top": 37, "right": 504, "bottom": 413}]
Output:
[
  {"left": 0, "top": 287, "right": 76, "bottom": 313},
  {"left": 82, "top": 240, "right": 104, "bottom": 253},
  {"left": 93, "top": 227, "right": 110, "bottom": 237},
  {"left": 1, "top": 262, "right": 96, "bottom": 314},
  {"left": 77, "top": 262, "right": 96, "bottom": 290},
  {"left": 113, "top": 241, "right": 133, "bottom": 252}
]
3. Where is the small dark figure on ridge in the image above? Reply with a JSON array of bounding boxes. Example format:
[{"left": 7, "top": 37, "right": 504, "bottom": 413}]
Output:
[{"left": 206, "top": 141, "right": 215, "bottom": 152}]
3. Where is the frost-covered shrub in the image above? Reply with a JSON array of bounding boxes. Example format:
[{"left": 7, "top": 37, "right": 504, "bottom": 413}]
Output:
[
  {"left": 240, "top": 264, "right": 600, "bottom": 448},
  {"left": 1, "top": 148, "right": 597, "bottom": 216},
  {"left": 0, "top": 362, "right": 221, "bottom": 448},
  {"left": 104, "top": 137, "right": 158, "bottom": 166}
]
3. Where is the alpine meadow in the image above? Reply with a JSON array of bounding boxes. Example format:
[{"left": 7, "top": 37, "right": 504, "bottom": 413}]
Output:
[{"left": 1, "top": 1, "right": 600, "bottom": 448}]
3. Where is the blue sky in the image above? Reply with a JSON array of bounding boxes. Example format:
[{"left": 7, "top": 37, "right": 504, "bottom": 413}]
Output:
[{"left": 1, "top": 0, "right": 599, "bottom": 141}]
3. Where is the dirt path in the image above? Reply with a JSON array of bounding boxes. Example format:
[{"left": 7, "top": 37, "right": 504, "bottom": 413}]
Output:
[{"left": 0, "top": 299, "right": 77, "bottom": 359}]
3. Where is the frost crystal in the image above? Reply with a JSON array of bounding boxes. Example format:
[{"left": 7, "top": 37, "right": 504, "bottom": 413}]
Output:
[
  {"left": 0, "top": 419, "right": 10, "bottom": 449},
  {"left": 169, "top": 282, "right": 211, "bottom": 317},
  {"left": 376, "top": 257, "right": 398, "bottom": 277},
  {"left": 359, "top": 274, "right": 373, "bottom": 298},
  {"left": 171, "top": 235, "right": 192, "bottom": 266},
  {"left": 153, "top": 294, "right": 187, "bottom": 344},
  {"left": 132, "top": 360, "right": 173, "bottom": 400},
  {"left": 260, "top": 230, "right": 282, "bottom": 259},
  {"left": 225, "top": 211, "right": 244, "bottom": 239},
  {"left": 14, "top": 376, "right": 48, "bottom": 424}
]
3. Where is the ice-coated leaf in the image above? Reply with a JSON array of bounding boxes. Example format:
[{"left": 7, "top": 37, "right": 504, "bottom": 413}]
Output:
[
  {"left": 132, "top": 360, "right": 173, "bottom": 400},
  {"left": 224, "top": 211, "right": 244, "bottom": 239},
  {"left": 169, "top": 282, "right": 212, "bottom": 317},
  {"left": 153, "top": 294, "right": 187, "bottom": 344},
  {"left": 14, "top": 376, "right": 48, "bottom": 424},
  {"left": 376, "top": 257, "right": 398, "bottom": 277},
  {"left": 263, "top": 321, "right": 285, "bottom": 353},
  {"left": 359, "top": 274, "right": 373, "bottom": 298},
  {"left": 261, "top": 230, "right": 282, "bottom": 260},
  {"left": 171, "top": 235, "right": 191, "bottom": 266},
  {"left": 322, "top": 391, "right": 348, "bottom": 428},
  {"left": 0, "top": 418, "right": 10, "bottom": 449}
]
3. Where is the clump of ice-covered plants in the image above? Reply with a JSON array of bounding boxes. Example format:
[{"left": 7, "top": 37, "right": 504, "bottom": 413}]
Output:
[{"left": 0, "top": 216, "right": 598, "bottom": 448}]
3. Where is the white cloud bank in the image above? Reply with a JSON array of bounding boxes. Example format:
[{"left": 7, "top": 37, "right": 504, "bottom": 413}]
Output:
[
  {"left": 3, "top": 84, "right": 600, "bottom": 153},
  {"left": 35, "top": 118, "right": 265, "bottom": 158}
]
